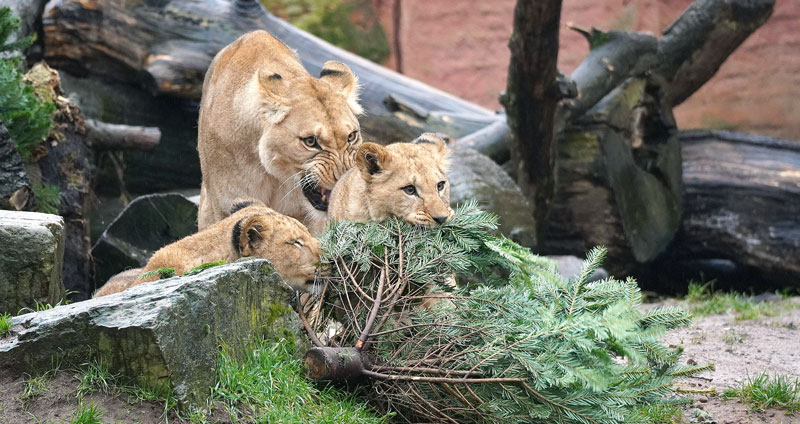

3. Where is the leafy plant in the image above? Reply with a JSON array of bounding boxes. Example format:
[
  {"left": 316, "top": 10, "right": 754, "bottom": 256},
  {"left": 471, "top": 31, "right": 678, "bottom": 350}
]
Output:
[
  {"left": 0, "top": 312, "right": 12, "bottom": 337},
  {"left": 723, "top": 372, "right": 800, "bottom": 413},
  {"left": 307, "top": 201, "right": 709, "bottom": 423},
  {"left": 0, "top": 6, "right": 55, "bottom": 161},
  {"left": 184, "top": 260, "right": 227, "bottom": 276},
  {"left": 32, "top": 183, "right": 60, "bottom": 214},
  {"left": 69, "top": 401, "right": 105, "bottom": 424}
]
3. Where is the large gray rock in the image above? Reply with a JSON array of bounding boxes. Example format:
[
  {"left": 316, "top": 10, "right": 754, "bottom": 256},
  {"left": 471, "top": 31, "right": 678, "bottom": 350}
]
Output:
[
  {"left": 0, "top": 259, "right": 306, "bottom": 405},
  {"left": 0, "top": 211, "right": 65, "bottom": 315},
  {"left": 447, "top": 145, "right": 537, "bottom": 247}
]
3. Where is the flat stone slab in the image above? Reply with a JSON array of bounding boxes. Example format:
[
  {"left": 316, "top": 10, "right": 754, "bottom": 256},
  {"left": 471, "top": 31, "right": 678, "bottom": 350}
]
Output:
[
  {"left": 0, "top": 259, "right": 306, "bottom": 405},
  {"left": 0, "top": 210, "right": 65, "bottom": 315}
]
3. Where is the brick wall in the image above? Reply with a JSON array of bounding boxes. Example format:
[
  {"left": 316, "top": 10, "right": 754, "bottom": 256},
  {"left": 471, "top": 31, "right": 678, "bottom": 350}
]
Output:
[{"left": 373, "top": 0, "right": 800, "bottom": 140}]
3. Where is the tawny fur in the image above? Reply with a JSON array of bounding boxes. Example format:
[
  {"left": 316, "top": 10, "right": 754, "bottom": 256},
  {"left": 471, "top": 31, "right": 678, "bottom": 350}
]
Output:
[
  {"left": 93, "top": 268, "right": 142, "bottom": 297},
  {"left": 94, "top": 202, "right": 323, "bottom": 297},
  {"left": 328, "top": 133, "right": 454, "bottom": 227},
  {"left": 197, "top": 30, "right": 363, "bottom": 235}
]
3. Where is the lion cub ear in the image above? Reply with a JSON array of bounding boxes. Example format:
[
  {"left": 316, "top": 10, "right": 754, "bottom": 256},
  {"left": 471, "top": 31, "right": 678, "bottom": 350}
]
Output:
[
  {"left": 257, "top": 70, "right": 291, "bottom": 124},
  {"left": 356, "top": 142, "right": 391, "bottom": 180},
  {"left": 233, "top": 216, "right": 272, "bottom": 257},
  {"left": 319, "top": 61, "right": 363, "bottom": 115},
  {"left": 413, "top": 133, "right": 451, "bottom": 156}
]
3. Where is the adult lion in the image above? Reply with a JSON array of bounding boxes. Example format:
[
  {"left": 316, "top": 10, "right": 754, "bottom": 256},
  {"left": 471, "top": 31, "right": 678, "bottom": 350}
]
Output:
[{"left": 197, "top": 30, "right": 363, "bottom": 234}]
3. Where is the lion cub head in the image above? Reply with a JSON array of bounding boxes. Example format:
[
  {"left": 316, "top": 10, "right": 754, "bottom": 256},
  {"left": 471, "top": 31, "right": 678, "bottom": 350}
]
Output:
[
  {"left": 334, "top": 133, "right": 453, "bottom": 226},
  {"left": 232, "top": 202, "right": 325, "bottom": 294},
  {"left": 257, "top": 61, "right": 363, "bottom": 214}
]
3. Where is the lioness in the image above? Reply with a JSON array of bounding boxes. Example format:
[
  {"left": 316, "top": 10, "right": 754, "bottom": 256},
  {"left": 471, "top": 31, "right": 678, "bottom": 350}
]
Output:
[
  {"left": 198, "top": 30, "right": 363, "bottom": 235},
  {"left": 328, "top": 133, "right": 454, "bottom": 226},
  {"left": 94, "top": 200, "right": 324, "bottom": 297}
]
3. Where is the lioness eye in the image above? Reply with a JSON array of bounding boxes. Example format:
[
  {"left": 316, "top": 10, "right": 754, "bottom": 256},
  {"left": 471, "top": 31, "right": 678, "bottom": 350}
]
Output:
[
  {"left": 347, "top": 130, "right": 359, "bottom": 143},
  {"left": 301, "top": 136, "right": 319, "bottom": 148},
  {"left": 291, "top": 240, "right": 304, "bottom": 247},
  {"left": 437, "top": 181, "right": 446, "bottom": 191},
  {"left": 401, "top": 185, "right": 417, "bottom": 196}
]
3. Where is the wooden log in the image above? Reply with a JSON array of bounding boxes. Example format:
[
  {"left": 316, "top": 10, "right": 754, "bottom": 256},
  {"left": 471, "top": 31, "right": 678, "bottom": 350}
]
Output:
[
  {"left": 657, "top": 0, "right": 775, "bottom": 106},
  {"left": 42, "top": 0, "right": 492, "bottom": 126},
  {"left": 540, "top": 77, "right": 682, "bottom": 275},
  {"left": 664, "top": 130, "right": 800, "bottom": 285},
  {"left": 504, "top": 0, "right": 564, "bottom": 236},
  {"left": 86, "top": 120, "right": 161, "bottom": 151},
  {"left": 304, "top": 347, "right": 365, "bottom": 382},
  {"left": 0, "top": 123, "right": 36, "bottom": 211}
]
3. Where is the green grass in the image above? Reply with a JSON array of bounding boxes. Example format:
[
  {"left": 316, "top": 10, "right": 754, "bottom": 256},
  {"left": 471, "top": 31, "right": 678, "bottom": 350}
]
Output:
[
  {"left": 723, "top": 373, "right": 800, "bottom": 413},
  {"left": 184, "top": 260, "right": 227, "bottom": 276},
  {"left": 74, "top": 359, "right": 178, "bottom": 418},
  {"left": 685, "top": 281, "right": 782, "bottom": 320},
  {"left": 69, "top": 401, "right": 105, "bottom": 424},
  {"left": 21, "top": 368, "right": 59, "bottom": 403},
  {"left": 32, "top": 184, "right": 60, "bottom": 215},
  {"left": 640, "top": 404, "right": 685, "bottom": 423},
  {"left": 205, "top": 337, "right": 389, "bottom": 424},
  {"left": 0, "top": 312, "right": 12, "bottom": 336},
  {"left": 139, "top": 267, "right": 176, "bottom": 280}
]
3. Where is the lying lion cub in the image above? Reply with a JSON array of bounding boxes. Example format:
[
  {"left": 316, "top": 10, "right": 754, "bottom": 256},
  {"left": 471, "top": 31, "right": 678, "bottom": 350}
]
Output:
[
  {"left": 94, "top": 200, "right": 324, "bottom": 297},
  {"left": 328, "top": 133, "right": 453, "bottom": 226}
]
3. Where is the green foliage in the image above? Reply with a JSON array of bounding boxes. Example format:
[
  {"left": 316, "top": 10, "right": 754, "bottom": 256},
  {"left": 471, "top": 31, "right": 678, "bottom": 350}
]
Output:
[
  {"left": 639, "top": 404, "right": 685, "bottom": 423},
  {"left": 0, "top": 312, "right": 11, "bottom": 337},
  {"left": 184, "top": 260, "right": 227, "bottom": 276},
  {"left": 208, "top": 337, "right": 390, "bottom": 423},
  {"left": 319, "top": 202, "right": 708, "bottom": 424},
  {"left": 686, "top": 281, "right": 782, "bottom": 320},
  {"left": 69, "top": 401, "right": 105, "bottom": 424},
  {"left": 139, "top": 267, "right": 176, "bottom": 280},
  {"left": 32, "top": 183, "right": 60, "bottom": 214},
  {"left": 0, "top": 6, "right": 55, "bottom": 161},
  {"left": 261, "top": 0, "right": 390, "bottom": 63},
  {"left": 722, "top": 372, "right": 800, "bottom": 413}
]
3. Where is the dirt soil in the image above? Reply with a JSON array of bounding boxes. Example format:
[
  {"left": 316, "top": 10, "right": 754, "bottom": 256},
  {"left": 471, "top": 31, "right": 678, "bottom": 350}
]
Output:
[
  {"left": 0, "top": 370, "right": 185, "bottom": 424},
  {"left": 1, "top": 299, "right": 798, "bottom": 423},
  {"left": 653, "top": 297, "right": 800, "bottom": 424}
]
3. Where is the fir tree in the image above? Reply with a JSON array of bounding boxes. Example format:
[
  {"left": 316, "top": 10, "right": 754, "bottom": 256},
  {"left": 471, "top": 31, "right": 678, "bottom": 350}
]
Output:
[
  {"left": 0, "top": 6, "right": 55, "bottom": 161},
  {"left": 304, "top": 201, "right": 711, "bottom": 424}
]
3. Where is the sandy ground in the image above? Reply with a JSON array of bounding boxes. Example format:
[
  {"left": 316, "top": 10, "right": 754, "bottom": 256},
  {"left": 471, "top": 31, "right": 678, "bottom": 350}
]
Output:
[
  {"left": 1, "top": 299, "right": 798, "bottom": 423},
  {"left": 655, "top": 298, "right": 800, "bottom": 424}
]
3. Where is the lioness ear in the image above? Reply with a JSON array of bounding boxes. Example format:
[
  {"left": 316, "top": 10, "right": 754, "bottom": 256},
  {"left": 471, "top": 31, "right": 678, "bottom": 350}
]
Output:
[
  {"left": 319, "top": 61, "right": 363, "bottom": 115},
  {"left": 232, "top": 216, "right": 271, "bottom": 257},
  {"left": 356, "top": 143, "right": 391, "bottom": 179},
  {"left": 257, "top": 70, "right": 291, "bottom": 124}
]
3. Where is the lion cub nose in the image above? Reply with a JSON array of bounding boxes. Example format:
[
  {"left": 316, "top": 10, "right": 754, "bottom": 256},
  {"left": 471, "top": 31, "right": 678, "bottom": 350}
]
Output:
[{"left": 433, "top": 216, "right": 448, "bottom": 225}]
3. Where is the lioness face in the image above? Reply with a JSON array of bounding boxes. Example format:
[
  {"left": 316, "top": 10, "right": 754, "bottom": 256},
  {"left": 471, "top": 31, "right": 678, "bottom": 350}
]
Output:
[
  {"left": 236, "top": 213, "right": 326, "bottom": 294},
  {"left": 357, "top": 134, "right": 454, "bottom": 227},
  {"left": 256, "top": 61, "right": 362, "bottom": 214}
]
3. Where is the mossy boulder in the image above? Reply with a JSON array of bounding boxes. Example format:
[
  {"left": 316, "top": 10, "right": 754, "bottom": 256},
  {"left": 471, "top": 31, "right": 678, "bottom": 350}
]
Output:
[
  {"left": 0, "top": 210, "right": 65, "bottom": 315},
  {"left": 0, "top": 259, "right": 307, "bottom": 405}
]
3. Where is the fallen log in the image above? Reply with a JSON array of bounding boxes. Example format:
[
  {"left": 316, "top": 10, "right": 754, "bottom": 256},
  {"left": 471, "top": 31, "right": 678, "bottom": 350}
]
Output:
[
  {"left": 86, "top": 120, "right": 161, "bottom": 151},
  {"left": 42, "top": 0, "right": 493, "bottom": 131},
  {"left": 662, "top": 130, "right": 800, "bottom": 286}
]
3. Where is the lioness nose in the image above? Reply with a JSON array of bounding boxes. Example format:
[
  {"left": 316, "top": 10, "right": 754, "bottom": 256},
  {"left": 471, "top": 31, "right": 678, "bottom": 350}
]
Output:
[{"left": 433, "top": 216, "right": 448, "bottom": 224}]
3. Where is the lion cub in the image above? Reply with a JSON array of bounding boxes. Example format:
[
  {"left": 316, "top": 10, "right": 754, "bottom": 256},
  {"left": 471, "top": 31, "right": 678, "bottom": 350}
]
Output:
[
  {"left": 328, "top": 133, "right": 453, "bottom": 226},
  {"left": 94, "top": 200, "right": 324, "bottom": 297}
]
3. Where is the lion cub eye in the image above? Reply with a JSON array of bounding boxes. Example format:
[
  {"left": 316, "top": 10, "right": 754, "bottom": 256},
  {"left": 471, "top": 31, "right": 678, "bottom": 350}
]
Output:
[
  {"left": 437, "top": 181, "right": 446, "bottom": 191},
  {"left": 301, "top": 136, "right": 319, "bottom": 149},
  {"left": 289, "top": 240, "right": 304, "bottom": 247},
  {"left": 401, "top": 185, "right": 417, "bottom": 196},
  {"left": 347, "top": 130, "right": 359, "bottom": 143}
]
